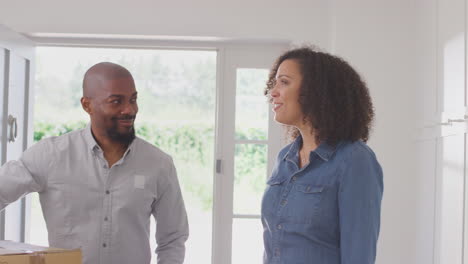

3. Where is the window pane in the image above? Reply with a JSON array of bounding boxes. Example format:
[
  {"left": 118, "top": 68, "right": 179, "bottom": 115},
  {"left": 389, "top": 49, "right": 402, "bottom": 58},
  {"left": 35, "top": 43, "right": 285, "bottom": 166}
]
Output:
[
  {"left": 31, "top": 47, "right": 216, "bottom": 263},
  {"left": 233, "top": 144, "right": 267, "bottom": 215},
  {"left": 235, "top": 69, "right": 269, "bottom": 140},
  {"left": 232, "top": 218, "right": 263, "bottom": 264}
]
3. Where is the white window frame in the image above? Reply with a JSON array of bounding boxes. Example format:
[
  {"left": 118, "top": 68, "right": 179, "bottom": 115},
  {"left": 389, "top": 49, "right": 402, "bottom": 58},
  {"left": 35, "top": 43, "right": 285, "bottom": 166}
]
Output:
[{"left": 212, "top": 44, "right": 286, "bottom": 264}]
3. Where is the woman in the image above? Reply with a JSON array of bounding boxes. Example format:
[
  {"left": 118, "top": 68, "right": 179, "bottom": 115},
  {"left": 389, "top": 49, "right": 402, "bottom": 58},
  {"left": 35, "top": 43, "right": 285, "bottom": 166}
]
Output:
[{"left": 261, "top": 46, "right": 383, "bottom": 264}]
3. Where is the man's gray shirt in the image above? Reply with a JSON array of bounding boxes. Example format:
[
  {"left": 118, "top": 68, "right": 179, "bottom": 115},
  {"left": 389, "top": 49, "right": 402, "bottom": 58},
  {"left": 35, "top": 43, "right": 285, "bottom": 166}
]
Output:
[{"left": 0, "top": 125, "right": 189, "bottom": 264}]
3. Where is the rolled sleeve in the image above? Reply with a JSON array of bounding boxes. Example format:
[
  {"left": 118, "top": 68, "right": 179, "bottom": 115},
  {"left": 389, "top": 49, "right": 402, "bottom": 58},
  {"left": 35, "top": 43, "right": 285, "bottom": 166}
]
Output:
[
  {"left": 152, "top": 158, "right": 189, "bottom": 264},
  {"left": 338, "top": 145, "right": 383, "bottom": 264}
]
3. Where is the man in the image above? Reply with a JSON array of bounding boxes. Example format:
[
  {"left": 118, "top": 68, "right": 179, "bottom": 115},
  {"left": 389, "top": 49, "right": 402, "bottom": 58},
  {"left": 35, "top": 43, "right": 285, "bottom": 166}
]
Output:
[{"left": 0, "top": 62, "right": 189, "bottom": 264}]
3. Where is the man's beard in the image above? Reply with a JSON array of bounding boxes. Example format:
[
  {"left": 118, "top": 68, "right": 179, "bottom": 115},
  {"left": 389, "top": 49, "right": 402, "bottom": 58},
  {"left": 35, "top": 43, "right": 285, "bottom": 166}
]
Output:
[{"left": 107, "top": 115, "right": 136, "bottom": 145}]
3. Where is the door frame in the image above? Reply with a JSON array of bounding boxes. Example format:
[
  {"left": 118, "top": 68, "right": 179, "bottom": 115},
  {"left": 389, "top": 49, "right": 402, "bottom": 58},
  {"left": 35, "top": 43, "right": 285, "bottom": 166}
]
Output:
[{"left": 0, "top": 24, "right": 35, "bottom": 242}]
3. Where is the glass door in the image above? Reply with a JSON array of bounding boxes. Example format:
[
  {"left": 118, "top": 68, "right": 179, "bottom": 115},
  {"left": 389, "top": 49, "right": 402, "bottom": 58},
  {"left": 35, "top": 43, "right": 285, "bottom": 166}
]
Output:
[{"left": 212, "top": 44, "right": 287, "bottom": 264}]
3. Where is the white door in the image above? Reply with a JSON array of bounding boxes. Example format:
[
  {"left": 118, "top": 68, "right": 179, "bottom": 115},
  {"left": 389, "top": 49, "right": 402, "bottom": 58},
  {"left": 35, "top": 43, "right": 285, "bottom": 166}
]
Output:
[
  {"left": 435, "top": 0, "right": 466, "bottom": 263},
  {"left": 212, "top": 44, "right": 287, "bottom": 264},
  {"left": 419, "top": 0, "right": 468, "bottom": 263},
  {"left": 0, "top": 24, "right": 35, "bottom": 242}
]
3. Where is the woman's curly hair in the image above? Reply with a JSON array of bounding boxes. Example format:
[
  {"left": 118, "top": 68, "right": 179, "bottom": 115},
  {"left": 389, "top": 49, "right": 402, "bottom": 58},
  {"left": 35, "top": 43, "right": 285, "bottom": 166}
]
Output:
[{"left": 265, "top": 46, "right": 375, "bottom": 146}]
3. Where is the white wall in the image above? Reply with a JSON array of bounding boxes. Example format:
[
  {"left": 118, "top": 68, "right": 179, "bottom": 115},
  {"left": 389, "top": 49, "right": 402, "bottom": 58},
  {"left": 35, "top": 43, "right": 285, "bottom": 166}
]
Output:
[{"left": 331, "top": 1, "right": 418, "bottom": 263}]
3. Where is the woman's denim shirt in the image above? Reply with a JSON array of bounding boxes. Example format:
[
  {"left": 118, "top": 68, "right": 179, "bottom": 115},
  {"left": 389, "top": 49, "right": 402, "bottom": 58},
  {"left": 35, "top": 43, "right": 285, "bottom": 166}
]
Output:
[{"left": 261, "top": 136, "right": 383, "bottom": 264}]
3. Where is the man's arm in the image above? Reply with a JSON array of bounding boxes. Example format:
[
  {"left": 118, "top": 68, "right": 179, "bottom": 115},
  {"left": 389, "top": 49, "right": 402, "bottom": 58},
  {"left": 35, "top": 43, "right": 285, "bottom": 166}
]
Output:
[
  {"left": 0, "top": 140, "right": 50, "bottom": 210},
  {"left": 152, "top": 158, "right": 189, "bottom": 264}
]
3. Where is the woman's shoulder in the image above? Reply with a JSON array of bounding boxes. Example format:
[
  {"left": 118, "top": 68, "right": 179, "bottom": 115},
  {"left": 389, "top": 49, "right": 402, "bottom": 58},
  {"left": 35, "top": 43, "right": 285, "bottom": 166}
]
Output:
[{"left": 335, "top": 140, "right": 379, "bottom": 164}]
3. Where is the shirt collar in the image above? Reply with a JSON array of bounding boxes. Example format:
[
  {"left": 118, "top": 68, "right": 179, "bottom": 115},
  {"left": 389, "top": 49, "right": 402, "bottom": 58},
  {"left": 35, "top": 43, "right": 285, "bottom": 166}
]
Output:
[
  {"left": 83, "top": 123, "right": 136, "bottom": 158},
  {"left": 83, "top": 123, "right": 99, "bottom": 152},
  {"left": 282, "top": 135, "right": 340, "bottom": 162}
]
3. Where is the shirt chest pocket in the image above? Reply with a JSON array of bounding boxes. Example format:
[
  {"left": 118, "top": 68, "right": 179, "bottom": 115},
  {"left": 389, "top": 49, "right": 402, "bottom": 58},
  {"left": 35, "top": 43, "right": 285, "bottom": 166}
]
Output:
[
  {"left": 261, "top": 176, "right": 287, "bottom": 217},
  {"left": 285, "top": 184, "right": 324, "bottom": 224}
]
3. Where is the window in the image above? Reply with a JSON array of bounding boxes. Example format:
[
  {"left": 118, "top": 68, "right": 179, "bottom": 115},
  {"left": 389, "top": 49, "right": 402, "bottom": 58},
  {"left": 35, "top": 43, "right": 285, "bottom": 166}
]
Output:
[
  {"left": 211, "top": 46, "right": 285, "bottom": 263},
  {"left": 232, "top": 68, "right": 270, "bottom": 263}
]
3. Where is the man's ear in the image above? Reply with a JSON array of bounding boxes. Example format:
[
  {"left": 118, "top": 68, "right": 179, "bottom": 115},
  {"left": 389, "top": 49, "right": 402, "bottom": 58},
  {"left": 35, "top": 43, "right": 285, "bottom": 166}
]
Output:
[{"left": 81, "top": 97, "right": 92, "bottom": 114}]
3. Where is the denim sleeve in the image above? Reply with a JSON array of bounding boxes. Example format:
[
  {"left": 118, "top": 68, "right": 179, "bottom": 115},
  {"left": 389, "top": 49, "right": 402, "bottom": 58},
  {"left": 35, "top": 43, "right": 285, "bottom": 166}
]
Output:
[{"left": 338, "top": 145, "right": 383, "bottom": 264}]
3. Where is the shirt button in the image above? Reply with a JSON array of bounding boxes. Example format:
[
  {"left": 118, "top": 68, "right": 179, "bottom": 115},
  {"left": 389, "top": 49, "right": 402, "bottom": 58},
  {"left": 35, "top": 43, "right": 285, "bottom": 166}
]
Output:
[
  {"left": 277, "top": 224, "right": 282, "bottom": 230},
  {"left": 105, "top": 190, "right": 110, "bottom": 195},
  {"left": 280, "top": 200, "right": 287, "bottom": 206},
  {"left": 292, "top": 176, "right": 297, "bottom": 181},
  {"left": 104, "top": 217, "right": 108, "bottom": 221},
  {"left": 102, "top": 243, "right": 107, "bottom": 248}
]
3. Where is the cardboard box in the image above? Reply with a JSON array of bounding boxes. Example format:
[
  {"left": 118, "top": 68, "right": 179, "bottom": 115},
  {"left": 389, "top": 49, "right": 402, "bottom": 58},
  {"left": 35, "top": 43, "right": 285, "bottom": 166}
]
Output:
[{"left": 0, "top": 240, "right": 82, "bottom": 264}]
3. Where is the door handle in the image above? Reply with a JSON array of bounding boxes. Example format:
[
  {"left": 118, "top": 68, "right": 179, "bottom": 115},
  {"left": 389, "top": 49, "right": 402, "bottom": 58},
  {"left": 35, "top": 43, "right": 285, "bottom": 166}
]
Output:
[{"left": 7, "top": 114, "right": 17, "bottom": 143}]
